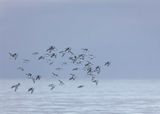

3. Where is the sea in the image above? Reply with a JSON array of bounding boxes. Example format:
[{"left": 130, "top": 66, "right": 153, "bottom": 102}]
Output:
[{"left": 0, "top": 79, "right": 160, "bottom": 114}]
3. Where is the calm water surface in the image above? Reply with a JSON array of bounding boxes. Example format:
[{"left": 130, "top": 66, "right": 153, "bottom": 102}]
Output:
[{"left": 0, "top": 79, "right": 160, "bottom": 114}]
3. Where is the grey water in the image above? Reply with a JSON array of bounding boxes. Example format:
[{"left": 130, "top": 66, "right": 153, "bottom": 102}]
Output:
[{"left": 0, "top": 79, "right": 160, "bottom": 114}]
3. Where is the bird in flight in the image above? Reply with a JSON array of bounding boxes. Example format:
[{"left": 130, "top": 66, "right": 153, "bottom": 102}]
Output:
[
  {"left": 49, "top": 62, "right": 54, "bottom": 65},
  {"left": 52, "top": 72, "right": 59, "bottom": 77},
  {"left": 87, "top": 67, "right": 92, "bottom": 75},
  {"left": 62, "top": 62, "right": 67, "bottom": 65},
  {"left": 17, "top": 67, "right": 24, "bottom": 71},
  {"left": 78, "top": 54, "right": 85, "bottom": 60},
  {"left": 32, "top": 52, "right": 39, "bottom": 55},
  {"left": 72, "top": 68, "right": 78, "bottom": 71},
  {"left": 48, "top": 84, "right": 56, "bottom": 90},
  {"left": 59, "top": 51, "right": 66, "bottom": 57},
  {"left": 69, "top": 56, "right": 78, "bottom": 63},
  {"left": 69, "top": 74, "right": 76, "bottom": 81},
  {"left": 26, "top": 73, "right": 35, "bottom": 83},
  {"left": 55, "top": 67, "right": 62, "bottom": 70},
  {"left": 92, "top": 80, "right": 98, "bottom": 85},
  {"left": 26, "top": 73, "right": 32, "bottom": 77},
  {"left": 38, "top": 56, "right": 45, "bottom": 60},
  {"left": 9, "top": 52, "right": 18, "bottom": 60},
  {"left": 46, "top": 46, "right": 56, "bottom": 53},
  {"left": 36, "top": 75, "right": 41, "bottom": 80},
  {"left": 28, "top": 87, "right": 34, "bottom": 94},
  {"left": 11, "top": 83, "right": 20, "bottom": 92},
  {"left": 104, "top": 61, "right": 111, "bottom": 67},
  {"left": 82, "top": 48, "right": 88, "bottom": 52},
  {"left": 94, "top": 66, "right": 101, "bottom": 74},
  {"left": 88, "top": 54, "right": 95, "bottom": 60},
  {"left": 64, "top": 47, "right": 71, "bottom": 52},
  {"left": 31, "top": 77, "right": 36, "bottom": 83},
  {"left": 85, "top": 61, "right": 93, "bottom": 67},
  {"left": 50, "top": 53, "right": 57, "bottom": 58},
  {"left": 23, "top": 59, "right": 30, "bottom": 63},
  {"left": 77, "top": 85, "right": 84, "bottom": 88},
  {"left": 58, "top": 80, "right": 64, "bottom": 86},
  {"left": 59, "top": 47, "right": 73, "bottom": 56}
]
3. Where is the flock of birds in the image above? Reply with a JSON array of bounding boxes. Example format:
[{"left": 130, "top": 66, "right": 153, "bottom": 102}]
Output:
[{"left": 9, "top": 46, "right": 111, "bottom": 94}]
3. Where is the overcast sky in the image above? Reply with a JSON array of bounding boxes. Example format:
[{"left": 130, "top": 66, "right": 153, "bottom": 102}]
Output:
[{"left": 0, "top": 0, "right": 160, "bottom": 79}]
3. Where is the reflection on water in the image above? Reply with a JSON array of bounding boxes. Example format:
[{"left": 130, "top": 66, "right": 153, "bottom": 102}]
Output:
[{"left": 0, "top": 79, "right": 160, "bottom": 114}]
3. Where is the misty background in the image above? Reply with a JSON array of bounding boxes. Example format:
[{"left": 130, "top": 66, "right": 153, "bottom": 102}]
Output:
[{"left": 0, "top": 0, "right": 160, "bottom": 79}]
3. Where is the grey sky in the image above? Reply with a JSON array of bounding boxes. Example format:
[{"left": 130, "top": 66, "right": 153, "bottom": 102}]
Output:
[{"left": 0, "top": 0, "right": 160, "bottom": 79}]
